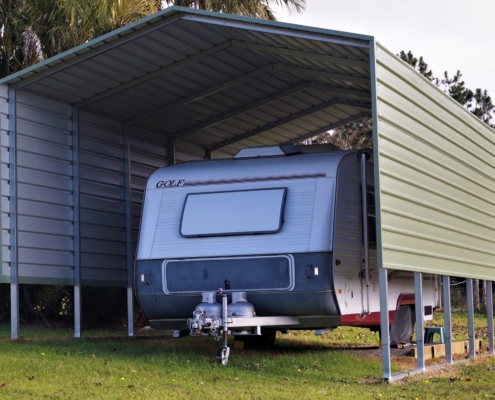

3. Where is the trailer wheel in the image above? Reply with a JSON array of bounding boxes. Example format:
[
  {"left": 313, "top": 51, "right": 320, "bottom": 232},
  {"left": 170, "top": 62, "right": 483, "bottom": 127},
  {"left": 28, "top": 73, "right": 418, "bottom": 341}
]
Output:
[{"left": 216, "top": 346, "right": 230, "bottom": 366}]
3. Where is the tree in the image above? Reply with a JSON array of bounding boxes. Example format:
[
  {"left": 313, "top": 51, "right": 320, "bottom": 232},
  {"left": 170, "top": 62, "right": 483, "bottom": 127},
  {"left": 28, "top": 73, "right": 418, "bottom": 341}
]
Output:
[
  {"left": 310, "top": 117, "right": 373, "bottom": 150},
  {"left": 164, "top": 0, "right": 305, "bottom": 20},
  {"left": 0, "top": 0, "right": 44, "bottom": 77},
  {"left": 399, "top": 50, "right": 435, "bottom": 82},
  {"left": 471, "top": 88, "right": 494, "bottom": 126},
  {"left": 25, "top": 0, "right": 163, "bottom": 59},
  {"left": 442, "top": 70, "right": 473, "bottom": 107}
]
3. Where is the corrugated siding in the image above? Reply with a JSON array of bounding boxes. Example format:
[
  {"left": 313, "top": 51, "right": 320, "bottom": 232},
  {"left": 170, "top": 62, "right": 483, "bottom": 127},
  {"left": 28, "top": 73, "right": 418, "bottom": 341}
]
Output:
[
  {"left": 79, "top": 111, "right": 127, "bottom": 285},
  {"left": 15, "top": 92, "right": 74, "bottom": 282},
  {"left": 129, "top": 127, "right": 205, "bottom": 260},
  {"left": 129, "top": 125, "right": 169, "bottom": 258},
  {"left": 376, "top": 43, "right": 495, "bottom": 279},
  {"left": 0, "top": 85, "right": 9, "bottom": 282}
]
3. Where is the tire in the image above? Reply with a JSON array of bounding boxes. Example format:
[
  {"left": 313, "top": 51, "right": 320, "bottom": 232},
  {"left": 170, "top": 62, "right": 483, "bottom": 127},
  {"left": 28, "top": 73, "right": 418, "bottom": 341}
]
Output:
[{"left": 216, "top": 346, "right": 230, "bottom": 366}]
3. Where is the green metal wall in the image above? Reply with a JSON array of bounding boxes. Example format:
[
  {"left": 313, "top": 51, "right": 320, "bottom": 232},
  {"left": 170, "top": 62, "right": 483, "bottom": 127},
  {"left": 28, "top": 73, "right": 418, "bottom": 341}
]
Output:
[{"left": 375, "top": 43, "right": 495, "bottom": 280}]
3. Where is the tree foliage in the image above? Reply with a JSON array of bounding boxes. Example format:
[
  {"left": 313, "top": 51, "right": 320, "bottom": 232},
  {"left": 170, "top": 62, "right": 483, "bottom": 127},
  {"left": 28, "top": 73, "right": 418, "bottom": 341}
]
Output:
[
  {"left": 471, "top": 88, "right": 494, "bottom": 126},
  {"left": 310, "top": 117, "right": 372, "bottom": 150},
  {"left": 399, "top": 50, "right": 434, "bottom": 82},
  {"left": 442, "top": 70, "right": 473, "bottom": 106},
  {"left": 164, "top": 0, "right": 305, "bottom": 20}
]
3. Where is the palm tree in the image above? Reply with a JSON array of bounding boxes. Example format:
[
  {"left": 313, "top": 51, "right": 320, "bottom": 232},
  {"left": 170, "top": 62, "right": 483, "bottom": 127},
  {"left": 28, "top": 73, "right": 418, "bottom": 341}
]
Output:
[
  {"left": 0, "top": 0, "right": 44, "bottom": 77},
  {"left": 164, "top": 0, "right": 305, "bottom": 20},
  {"left": 0, "top": 0, "right": 162, "bottom": 78},
  {"left": 25, "top": 0, "right": 162, "bottom": 59}
]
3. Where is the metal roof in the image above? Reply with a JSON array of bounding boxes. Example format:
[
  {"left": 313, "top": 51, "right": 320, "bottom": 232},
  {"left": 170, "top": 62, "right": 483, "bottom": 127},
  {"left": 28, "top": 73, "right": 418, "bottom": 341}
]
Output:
[{"left": 1, "top": 6, "right": 373, "bottom": 156}]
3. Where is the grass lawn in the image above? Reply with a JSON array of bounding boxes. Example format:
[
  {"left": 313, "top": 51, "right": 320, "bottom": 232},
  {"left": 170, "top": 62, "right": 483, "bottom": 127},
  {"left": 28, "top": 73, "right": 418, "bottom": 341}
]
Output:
[{"left": 0, "top": 312, "right": 494, "bottom": 399}]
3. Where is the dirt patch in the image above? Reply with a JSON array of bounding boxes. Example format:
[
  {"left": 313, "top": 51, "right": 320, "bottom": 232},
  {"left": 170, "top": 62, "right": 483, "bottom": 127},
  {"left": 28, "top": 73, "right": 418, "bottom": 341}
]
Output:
[{"left": 345, "top": 346, "right": 413, "bottom": 359}]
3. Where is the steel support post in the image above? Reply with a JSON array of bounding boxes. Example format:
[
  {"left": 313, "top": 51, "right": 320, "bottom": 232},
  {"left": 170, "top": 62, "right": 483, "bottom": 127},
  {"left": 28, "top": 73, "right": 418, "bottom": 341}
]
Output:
[
  {"left": 124, "top": 124, "right": 134, "bottom": 336},
  {"left": 8, "top": 88, "right": 19, "bottom": 339},
  {"left": 487, "top": 281, "right": 494, "bottom": 355},
  {"left": 466, "top": 278, "right": 475, "bottom": 358},
  {"left": 486, "top": 281, "right": 494, "bottom": 354},
  {"left": 442, "top": 275, "right": 453, "bottom": 363},
  {"left": 360, "top": 153, "right": 370, "bottom": 313},
  {"left": 414, "top": 272, "right": 425, "bottom": 371},
  {"left": 378, "top": 268, "right": 391, "bottom": 380},
  {"left": 74, "top": 286, "right": 81, "bottom": 338},
  {"left": 72, "top": 108, "right": 82, "bottom": 338}
]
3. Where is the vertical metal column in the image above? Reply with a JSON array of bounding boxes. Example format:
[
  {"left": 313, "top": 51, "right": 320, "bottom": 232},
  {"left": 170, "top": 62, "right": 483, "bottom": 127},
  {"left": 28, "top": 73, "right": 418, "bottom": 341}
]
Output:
[
  {"left": 205, "top": 148, "right": 212, "bottom": 160},
  {"left": 360, "top": 153, "right": 370, "bottom": 313},
  {"left": 414, "top": 272, "right": 425, "bottom": 371},
  {"left": 378, "top": 268, "right": 391, "bottom": 380},
  {"left": 438, "top": 275, "right": 442, "bottom": 309},
  {"left": 168, "top": 136, "right": 175, "bottom": 165},
  {"left": 72, "top": 108, "right": 81, "bottom": 338},
  {"left": 442, "top": 275, "right": 453, "bottom": 363},
  {"left": 124, "top": 124, "right": 134, "bottom": 336},
  {"left": 370, "top": 36, "right": 390, "bottom": 380},
  {"left": 487, "top": 280, "right": 494, "bottom": 355},
  {"left": 466, "top": 278, "right": 476, "bottom": 358},
  {"left": 8, "top": 88, "right": 19, "bottom": 339}
]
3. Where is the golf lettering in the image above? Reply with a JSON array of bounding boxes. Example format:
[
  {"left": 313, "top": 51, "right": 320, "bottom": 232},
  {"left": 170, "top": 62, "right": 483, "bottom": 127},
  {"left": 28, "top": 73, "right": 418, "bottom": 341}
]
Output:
[{"left": 156, "top": 179, "right": 185, "bottom": 188}]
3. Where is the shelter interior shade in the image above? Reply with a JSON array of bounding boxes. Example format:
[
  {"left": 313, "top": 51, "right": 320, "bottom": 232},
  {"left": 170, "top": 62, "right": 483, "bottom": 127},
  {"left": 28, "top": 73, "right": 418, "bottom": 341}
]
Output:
[{"left": 180, "top": 188, "right": 287, "bottom": 237}]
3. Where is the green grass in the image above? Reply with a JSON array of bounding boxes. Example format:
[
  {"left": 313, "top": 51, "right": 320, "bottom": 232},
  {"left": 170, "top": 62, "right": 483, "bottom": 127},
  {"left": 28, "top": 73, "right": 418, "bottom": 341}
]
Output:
[
  {"left": 426, "top": 311, "right": 493, "bottom": 343},
  {"left": 0, "top": 314, "right": 494, "bottom": 399}
]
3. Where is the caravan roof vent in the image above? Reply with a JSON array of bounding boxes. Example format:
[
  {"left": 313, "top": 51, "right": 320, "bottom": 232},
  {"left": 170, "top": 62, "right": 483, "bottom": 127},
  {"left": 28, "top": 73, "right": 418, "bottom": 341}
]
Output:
[{"left": 234, "top": 145, "right": 301, "bottom": 159}]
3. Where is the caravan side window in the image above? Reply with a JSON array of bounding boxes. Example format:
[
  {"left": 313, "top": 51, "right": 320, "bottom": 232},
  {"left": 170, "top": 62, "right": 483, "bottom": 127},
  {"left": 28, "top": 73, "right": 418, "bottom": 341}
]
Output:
[
  {"left": 362, "top": 185, "right": 377, "bottom": 248},
  {"left": 180, "top": 188, "right": 287, "bottom": 238}
]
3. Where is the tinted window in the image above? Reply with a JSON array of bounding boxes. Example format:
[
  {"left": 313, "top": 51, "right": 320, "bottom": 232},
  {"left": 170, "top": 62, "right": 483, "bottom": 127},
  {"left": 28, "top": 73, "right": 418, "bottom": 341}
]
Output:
[{"left": 181, "top": 188, "right": 287, "bottom": 237}]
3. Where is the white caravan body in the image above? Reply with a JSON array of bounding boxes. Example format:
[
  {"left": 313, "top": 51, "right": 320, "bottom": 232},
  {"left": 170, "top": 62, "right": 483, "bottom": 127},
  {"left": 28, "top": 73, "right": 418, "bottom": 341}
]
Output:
[{"left": 135, "top": 146, "right": 436, "bottom": 331}]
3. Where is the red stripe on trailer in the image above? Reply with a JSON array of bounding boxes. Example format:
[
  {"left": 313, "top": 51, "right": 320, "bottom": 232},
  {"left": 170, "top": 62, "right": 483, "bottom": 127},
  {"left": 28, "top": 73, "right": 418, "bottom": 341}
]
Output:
[{"left": 340, "top": 311, "right": 395, "bottom": 326}]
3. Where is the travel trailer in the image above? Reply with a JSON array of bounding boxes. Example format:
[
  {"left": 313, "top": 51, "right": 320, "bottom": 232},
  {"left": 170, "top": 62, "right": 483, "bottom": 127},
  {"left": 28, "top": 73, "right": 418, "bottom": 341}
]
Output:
[{"left": 135, "top": 145, "right": 436, "bottom": 364}]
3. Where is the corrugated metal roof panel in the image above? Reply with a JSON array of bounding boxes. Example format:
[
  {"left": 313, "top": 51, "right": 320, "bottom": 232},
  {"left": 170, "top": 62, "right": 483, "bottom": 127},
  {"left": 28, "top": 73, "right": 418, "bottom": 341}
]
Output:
[{"left": 2, "top": 6, "right": 372, "bottom": 155}]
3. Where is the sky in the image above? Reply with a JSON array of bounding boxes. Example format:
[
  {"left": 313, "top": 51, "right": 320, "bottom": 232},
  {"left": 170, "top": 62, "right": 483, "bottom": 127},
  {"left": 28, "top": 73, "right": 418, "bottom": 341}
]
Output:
[{"left": 270, "top": 0, "right": 495, "bottom": 98}]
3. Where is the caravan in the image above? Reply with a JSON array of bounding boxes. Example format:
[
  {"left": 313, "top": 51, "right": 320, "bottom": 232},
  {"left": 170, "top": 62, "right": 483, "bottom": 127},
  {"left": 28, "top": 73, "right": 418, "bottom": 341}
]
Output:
[{"left": 135, "top": 145, "right": 436, "bottom": 364}]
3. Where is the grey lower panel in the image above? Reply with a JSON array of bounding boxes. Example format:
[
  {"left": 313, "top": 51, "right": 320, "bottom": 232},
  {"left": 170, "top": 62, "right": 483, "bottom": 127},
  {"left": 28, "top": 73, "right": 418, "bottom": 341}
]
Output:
[
  {"left": 164, "top": 255, "right": 292, "bottom": 293},
  {"left": 136, "top": 253, "right": 338, "bottom": 323},
  {"left": 149, "top": 315, "right": 341, "bottom": 331}
]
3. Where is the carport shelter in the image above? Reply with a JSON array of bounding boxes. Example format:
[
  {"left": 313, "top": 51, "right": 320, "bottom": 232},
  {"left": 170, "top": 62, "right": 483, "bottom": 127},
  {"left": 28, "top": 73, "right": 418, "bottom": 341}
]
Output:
[{"left": 1, "top": 6, "right": 494, "bottom": 380}]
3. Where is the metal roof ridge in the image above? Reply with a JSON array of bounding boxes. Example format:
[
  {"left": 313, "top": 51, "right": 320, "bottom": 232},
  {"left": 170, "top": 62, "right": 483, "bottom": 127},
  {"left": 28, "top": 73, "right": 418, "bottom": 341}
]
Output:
[{"left": 176, "top": 7, "right": 374, "bottom": 43}]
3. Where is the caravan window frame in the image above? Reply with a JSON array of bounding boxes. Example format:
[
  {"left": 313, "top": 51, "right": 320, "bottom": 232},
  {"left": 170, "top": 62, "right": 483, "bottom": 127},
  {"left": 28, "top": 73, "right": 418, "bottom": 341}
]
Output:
[{"left": 180, "top": 187, "right": 288, "bottom": 238}]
